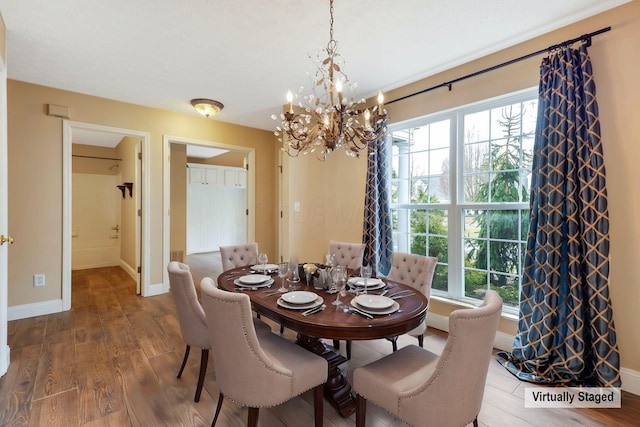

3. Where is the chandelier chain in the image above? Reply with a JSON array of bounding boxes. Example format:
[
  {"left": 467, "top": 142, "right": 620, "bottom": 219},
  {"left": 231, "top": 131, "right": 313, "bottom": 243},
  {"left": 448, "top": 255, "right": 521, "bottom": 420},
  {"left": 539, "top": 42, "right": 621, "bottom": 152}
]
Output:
[{"left": 329, "top": 0, "right": 334, "bottom": 45}]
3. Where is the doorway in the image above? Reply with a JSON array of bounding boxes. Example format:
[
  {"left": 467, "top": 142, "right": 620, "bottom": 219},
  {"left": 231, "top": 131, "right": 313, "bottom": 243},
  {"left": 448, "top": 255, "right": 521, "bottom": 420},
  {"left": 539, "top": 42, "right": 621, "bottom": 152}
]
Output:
[
  {"left": 162, "top": 135, "right": 255, "bottom": 285},
  {"left": 62, "top": 121, "right": 151, "bottom": 310}
]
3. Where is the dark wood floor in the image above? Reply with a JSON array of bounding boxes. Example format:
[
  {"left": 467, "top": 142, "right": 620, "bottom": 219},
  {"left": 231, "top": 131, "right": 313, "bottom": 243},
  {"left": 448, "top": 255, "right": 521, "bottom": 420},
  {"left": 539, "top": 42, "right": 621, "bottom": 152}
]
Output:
[{"left": 1, "top": 263, "right": 638, "bottom": 426}]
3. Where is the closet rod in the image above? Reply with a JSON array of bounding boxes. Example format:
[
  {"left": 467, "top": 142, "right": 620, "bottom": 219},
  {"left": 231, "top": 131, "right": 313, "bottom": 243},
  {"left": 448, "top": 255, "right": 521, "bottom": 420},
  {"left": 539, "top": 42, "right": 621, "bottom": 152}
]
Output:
[
  {"left": 387, "top": 26, "right": 611, "bottom": 105},
  {"left": 72, "top": 154, "right": 122, "bottom": 161}
]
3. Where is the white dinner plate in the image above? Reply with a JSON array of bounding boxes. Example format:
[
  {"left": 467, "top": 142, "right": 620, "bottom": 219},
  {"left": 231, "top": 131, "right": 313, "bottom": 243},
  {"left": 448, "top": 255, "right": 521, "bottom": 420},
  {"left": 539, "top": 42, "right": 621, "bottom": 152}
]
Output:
[
  {"left": 233, "top": 278, "right": 274, "bottom": 289},
  {"left": 251, "top": 264, "right": 279, "bottom": 272},
  {"left": 277, "top": 296, "right": 324, "bottom": 310},
  {"left": 238, "top": 274, "right": 271, "bottom": 285},
  {"left": 350, "top": 299, "right": 400, "bottom": 315},
  {"left": 281, "top": 291, "right": 318, "bottom": 304},
  {"left": 347, "top": 277, "right": 386, "bottom": 290},
  {"left": 353, "top": 294, "right": 394, "bottom": 310},
  {"left": 349, "top": 277, "right": 384, "bottom": 287}
]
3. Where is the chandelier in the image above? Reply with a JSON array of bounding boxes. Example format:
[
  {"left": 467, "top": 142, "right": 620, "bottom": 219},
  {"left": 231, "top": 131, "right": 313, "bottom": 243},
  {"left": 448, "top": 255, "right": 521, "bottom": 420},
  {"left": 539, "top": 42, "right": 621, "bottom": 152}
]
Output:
[{"left": 272, "top": 0, "right": 387, "bottom": 160}]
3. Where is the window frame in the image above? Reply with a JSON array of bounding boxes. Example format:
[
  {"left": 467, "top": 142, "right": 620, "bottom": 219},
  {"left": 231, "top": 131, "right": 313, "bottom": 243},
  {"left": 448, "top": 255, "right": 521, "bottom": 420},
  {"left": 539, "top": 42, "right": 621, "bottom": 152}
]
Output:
[{"left": 387, "top": 87, "right": 537, "bottom": 315}]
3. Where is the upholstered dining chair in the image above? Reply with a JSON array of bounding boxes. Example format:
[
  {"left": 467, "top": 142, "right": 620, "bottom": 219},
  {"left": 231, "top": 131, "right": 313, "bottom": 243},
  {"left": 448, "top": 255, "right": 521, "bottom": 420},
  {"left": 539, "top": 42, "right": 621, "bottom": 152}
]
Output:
[
  {"left": 328, "top": 240, "right": 365, "bottom": 270},
  {"left": 200, "top": 277, "right": 328, "bottom": 427},
  {"left": 328, "top": 240, "right": 365, "bottom": 358},
  {"left": 219, "top": 242, "right": 284, "bottom": 333},
  {"left": 353, "top": 290, "right": 503, "bottom": 427},
  {"left": 219, "top": 242, "right": 259, "bottom": 271},
  {"left": 385, "top": 252, "right": 437, "bottom": 351},
  {"left": 167, "top": 261, "right": 270, "bottom": 402}
]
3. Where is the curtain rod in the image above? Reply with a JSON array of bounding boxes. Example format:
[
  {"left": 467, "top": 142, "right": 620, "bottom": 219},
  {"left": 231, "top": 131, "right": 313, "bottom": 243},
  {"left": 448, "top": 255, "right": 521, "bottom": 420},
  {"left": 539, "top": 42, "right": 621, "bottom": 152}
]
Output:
[
  {"left": 72, "top": 154, "right": 122, "bottom": 161},
  {"left": 387, "top": 26, "right": 611, "bottom": 105}
]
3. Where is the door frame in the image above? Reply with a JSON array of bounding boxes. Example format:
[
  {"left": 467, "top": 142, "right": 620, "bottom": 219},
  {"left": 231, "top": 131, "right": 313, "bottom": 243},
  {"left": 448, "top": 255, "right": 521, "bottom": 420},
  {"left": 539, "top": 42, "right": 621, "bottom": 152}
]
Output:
[
  {"left": 0, "top": 42, "right": 9, "bottom": 377},
  {"left": 62, "top": 121, "right": 151, "bottom": 310},
  {"left": 162, "top": 135, "right": 255, "bottom": 285}
]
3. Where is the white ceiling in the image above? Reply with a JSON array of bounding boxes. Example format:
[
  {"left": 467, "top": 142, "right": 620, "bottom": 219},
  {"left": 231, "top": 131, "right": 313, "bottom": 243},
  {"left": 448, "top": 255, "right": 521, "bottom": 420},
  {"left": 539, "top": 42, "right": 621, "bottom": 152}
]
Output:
[{"left": 0, "top": 0, "right": 630, "bottom": 132}]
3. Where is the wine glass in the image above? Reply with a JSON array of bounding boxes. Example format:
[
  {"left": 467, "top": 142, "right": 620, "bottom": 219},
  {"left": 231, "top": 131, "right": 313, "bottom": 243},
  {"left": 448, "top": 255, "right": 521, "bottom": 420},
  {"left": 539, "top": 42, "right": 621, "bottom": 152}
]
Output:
[
  {"left": 326, "top": 253, "right": 336, "bottom": 268},
  {"left": 331, "top": 265, "right": 346, "bottom": 306},
  {"left": 277, "top": 262, "right": 289, "bottom": 293},
  {"left": 361, "top": 265, "right": 372, "bottom": 294},
  {"left": 338, "top": 266, "right": 349, "bottom": 311},
  {"left": 288, "top": 261, "right": 300, "bottom": 291},
  {"left": 257, "top": 252, "right": 268, "bottom": 268}
]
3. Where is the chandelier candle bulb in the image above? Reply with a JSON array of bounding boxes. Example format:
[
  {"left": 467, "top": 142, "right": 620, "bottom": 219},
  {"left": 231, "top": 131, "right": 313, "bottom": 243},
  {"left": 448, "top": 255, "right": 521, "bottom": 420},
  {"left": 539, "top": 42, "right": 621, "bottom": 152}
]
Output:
[
  {"left": 287, "top": 90, "right": 293, "bottom": 113},
  {"left": 336, "top": 80, "right": 343, "bottom": 105},
  {"left": 378, "top": 91, "right": 384, "bottom": 111}
]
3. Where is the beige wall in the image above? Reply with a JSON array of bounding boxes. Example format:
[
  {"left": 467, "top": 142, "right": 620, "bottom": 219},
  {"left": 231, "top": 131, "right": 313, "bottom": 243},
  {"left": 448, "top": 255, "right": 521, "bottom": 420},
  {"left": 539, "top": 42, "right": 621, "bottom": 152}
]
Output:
[
  {"left": 7, "top": 81, "right": 277, "bottom": 307},
  {"left": 72, "top": 144, "right": 121, "bottom": 175},
  {"left": 283, "top": 2, "right": 640, "bottom": 373},
  {"left": 283, "top": 150, "right": 367, "bottom": 264}
]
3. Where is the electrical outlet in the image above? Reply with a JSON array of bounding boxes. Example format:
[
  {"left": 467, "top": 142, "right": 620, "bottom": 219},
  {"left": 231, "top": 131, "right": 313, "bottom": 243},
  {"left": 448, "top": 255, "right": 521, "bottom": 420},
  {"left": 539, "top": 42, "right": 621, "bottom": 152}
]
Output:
[{"left": 33, "top": 274, "right": 45, "bottom": 287}]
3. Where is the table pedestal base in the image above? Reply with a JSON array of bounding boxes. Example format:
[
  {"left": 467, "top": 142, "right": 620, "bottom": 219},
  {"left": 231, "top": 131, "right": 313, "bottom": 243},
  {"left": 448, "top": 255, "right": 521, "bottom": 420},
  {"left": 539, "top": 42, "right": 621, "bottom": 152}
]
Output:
[{"left": 296, "top": 335, "right": 355, "bottom": 417}]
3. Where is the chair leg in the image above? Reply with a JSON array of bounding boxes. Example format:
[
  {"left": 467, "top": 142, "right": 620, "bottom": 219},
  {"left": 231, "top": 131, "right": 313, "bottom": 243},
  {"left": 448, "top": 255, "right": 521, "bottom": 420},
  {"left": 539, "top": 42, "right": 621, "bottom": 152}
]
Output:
[
  {"left": 211, "top": 392, "right": 224, "bottom": 427},
  {"left": 355, "top": 393, "right": 366, "bottom": 427},
  {"left": 387, "top": 336, "right": 398, "bottom": 352},
  {"left": 473, "top": 416, "right": 479, "bottom": 427},
  {"left": 194, "top": 348, "right": 209, "bottom": 402},
  {"left": 280, "top": 325, "right": 285, "bottom": 334},
  {"left": 417, "top": 333, "right": 424, "bottom": 347},
  {"left": 177, "top": 345, "right": 191, "bottom": 378},
  {"left": 333, "top": 339, "right": 340, "bottom": 350},
  {"left": 313, "top": 384, "right": 324, "bottom": 427},
  {"left": 247, "top": 407, "right": 260, "bottom": 427}
]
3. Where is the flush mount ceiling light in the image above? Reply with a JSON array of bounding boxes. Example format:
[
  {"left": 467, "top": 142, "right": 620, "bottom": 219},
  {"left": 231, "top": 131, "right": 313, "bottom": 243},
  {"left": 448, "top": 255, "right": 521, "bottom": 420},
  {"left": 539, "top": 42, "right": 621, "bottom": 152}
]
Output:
[
  {"left": 191, "top": 98, "right": 224, "bottom": 118},
  {"left": 272, "top": 0, "right": 387, "bottom": 160}
]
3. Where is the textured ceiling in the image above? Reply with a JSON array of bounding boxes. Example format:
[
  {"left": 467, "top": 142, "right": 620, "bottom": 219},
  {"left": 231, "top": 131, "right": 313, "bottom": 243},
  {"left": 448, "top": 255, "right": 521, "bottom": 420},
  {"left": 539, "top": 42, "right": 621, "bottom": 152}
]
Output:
[{"left": 0, "top": 0, "right": 631, "bottom": 132}]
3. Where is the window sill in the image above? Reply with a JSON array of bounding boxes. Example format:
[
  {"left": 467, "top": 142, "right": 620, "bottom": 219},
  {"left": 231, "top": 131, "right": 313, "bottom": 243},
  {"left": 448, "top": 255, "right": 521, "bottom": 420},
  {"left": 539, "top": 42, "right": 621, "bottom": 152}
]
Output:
[{"left": 430, "top": 295, "right": 519, "bottom": 322}]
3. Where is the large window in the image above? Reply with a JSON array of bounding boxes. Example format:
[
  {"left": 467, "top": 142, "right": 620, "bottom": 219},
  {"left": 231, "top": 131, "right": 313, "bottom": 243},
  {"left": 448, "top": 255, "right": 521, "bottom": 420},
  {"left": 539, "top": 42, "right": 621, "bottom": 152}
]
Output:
[{"left": 389, "top": 90, "right": 537, "bottom": 311}]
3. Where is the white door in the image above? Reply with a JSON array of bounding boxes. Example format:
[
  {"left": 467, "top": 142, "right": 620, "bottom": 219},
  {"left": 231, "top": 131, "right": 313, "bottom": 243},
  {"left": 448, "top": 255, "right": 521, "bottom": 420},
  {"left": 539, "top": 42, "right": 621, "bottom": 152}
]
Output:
[{"left": 0, "top": 48, "right": 10, "bottom": 376}]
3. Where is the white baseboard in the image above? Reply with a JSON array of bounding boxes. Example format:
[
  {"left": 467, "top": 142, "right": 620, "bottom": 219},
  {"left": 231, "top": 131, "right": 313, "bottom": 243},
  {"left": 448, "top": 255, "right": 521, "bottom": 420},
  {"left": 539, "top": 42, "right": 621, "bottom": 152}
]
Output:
[
  {"left": 119, "top": 259, "right": 137, "bottom": 281},
  {"left": 8, "top": 298, "right": 64, "bottom": 321},
  {"left": 429, "top": 312, "right": 639, "bottom": 396},
  {"left": 621, "top": 367, "right": 640, "bottom": 396},
  {"left": 0, "top": 345, "right": 9, "bottom": 377}
]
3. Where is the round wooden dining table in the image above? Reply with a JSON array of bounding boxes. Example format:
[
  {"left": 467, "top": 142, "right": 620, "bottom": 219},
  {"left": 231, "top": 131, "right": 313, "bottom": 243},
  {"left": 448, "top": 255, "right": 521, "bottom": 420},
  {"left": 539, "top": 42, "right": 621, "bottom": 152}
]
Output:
[{"left": 217, "top": 266, "right": 429, "bottom": 417}]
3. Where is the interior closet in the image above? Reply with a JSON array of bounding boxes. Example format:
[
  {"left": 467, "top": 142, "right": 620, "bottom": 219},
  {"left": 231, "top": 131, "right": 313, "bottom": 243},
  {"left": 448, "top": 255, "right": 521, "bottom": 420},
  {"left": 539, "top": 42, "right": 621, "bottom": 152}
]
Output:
[{"left": 186, "top": 162, "right": 247, "bottom": 254}]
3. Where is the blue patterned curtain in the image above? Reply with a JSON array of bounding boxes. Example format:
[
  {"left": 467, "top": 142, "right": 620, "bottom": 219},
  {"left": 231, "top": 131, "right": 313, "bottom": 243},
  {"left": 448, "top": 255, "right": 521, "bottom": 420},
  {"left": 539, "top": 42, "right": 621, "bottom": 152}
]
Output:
[
  {"left": 497, "top": 43, "right": 620, "bottom": 387},
  {"left": 362, "top": 119, "right": 392, "bottom": 276}
]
